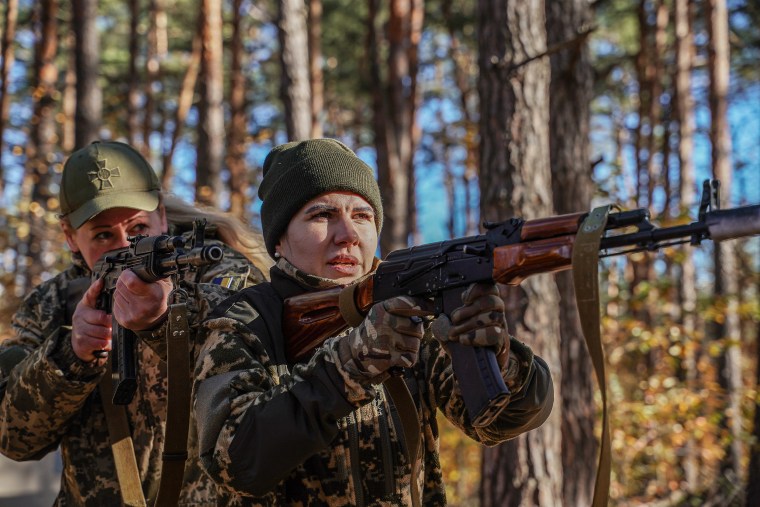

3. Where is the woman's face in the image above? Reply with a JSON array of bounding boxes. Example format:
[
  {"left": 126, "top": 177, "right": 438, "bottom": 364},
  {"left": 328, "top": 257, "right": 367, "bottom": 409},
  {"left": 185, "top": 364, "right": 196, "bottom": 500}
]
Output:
[
  {"left": 276, "top": 192, "right": 378, "bottom": 285},
  {"left": 62, "top": 206, "right": 167, "bottom": 269}
]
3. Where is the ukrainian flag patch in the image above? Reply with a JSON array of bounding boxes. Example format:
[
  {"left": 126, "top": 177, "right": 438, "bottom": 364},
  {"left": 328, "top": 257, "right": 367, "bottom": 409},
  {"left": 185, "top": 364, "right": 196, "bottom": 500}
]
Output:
[{"left": 211, "top": 275, "right": 242, "bottom": 290}]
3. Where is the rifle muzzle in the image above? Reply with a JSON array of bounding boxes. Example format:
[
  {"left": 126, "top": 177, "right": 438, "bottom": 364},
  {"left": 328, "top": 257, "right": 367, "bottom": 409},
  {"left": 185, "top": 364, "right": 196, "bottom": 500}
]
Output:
[{"left": 706, "top": 205, "right": 760, "bottom": 241}]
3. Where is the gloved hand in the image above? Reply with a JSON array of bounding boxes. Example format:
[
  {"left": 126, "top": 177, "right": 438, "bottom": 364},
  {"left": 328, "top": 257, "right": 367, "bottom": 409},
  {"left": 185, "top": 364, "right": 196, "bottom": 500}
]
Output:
[
  {"left": 335, "top": 295, "right": 433, "bottom": 384},
  {"left": 431, "top": 282, "right": 510, "bottom": 366}
]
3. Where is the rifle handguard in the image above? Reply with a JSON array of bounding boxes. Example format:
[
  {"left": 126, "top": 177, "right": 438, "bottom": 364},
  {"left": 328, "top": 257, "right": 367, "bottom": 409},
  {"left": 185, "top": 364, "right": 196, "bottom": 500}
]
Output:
[{"left": 338, "top": 284, "right": 366, "bottom": 328}]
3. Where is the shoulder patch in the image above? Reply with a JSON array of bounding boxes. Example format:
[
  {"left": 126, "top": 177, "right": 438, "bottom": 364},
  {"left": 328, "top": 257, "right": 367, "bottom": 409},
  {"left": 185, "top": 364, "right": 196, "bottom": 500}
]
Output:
[{"left": 211, "top": 275, "right": 245, "bottom": 291}]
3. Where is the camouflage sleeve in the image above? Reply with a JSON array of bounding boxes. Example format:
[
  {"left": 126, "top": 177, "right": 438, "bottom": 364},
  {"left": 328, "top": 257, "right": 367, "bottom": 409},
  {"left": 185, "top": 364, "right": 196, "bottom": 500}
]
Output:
[
  {"left": 0, "top": 284, "right": 104, "bottom": 460},
  {"left": 193, "top": 316, "right": 366, "bottom": 497},
  {"left": 426, "top": 332, "right": 554, "bottom": 446}
]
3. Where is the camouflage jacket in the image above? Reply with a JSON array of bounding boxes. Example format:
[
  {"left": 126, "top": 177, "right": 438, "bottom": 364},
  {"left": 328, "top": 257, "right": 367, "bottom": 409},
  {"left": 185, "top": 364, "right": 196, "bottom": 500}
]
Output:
[
  {"left": 193, "top": 260, "right": 553, "bottom": 506},
  {"left": 0, "top": 237, "right": 266, "bottom": 506}
]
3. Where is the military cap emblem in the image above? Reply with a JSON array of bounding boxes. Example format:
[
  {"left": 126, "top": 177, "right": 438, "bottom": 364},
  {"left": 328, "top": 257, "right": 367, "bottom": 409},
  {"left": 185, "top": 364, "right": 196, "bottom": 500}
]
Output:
[{"left": 88, "top": 158, "right": 121, "bottom": 189}]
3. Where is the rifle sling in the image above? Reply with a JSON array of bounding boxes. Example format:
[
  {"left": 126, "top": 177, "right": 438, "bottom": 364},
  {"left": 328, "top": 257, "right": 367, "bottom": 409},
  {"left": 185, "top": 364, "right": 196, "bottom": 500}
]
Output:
[
  {"left": 572, "top": 205, "right": 612, "bottom": 507},
  {"left": 383, "top": 374, "right": 421, "bottom": 507},
  {"left": 154, "top": 302, "right": 191, "bottom": 507},
  {"left": 100, "top": 371, "right": 147, "bottom": 507},
  {"left": 101, "top": 302, "right": 191, "bottom": 507},
  {"left": 338, "top": 284, "right": 365, "bottom": 327}
]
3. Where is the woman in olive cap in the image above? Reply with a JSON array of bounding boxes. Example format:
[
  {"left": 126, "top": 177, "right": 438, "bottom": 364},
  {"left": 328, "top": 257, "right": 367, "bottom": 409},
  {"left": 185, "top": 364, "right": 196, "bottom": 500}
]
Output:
[
  {"left": 193, "top": 138, "right": 553, "bottom": 505},
  {"left": 0, "top": 140, "right": 269, "bottom": 505}
]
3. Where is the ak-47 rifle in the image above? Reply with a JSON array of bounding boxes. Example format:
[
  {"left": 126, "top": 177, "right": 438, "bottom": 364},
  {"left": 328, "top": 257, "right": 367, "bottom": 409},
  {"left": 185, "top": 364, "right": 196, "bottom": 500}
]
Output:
[
  {"left": 283, "top": 179, "right": 760, "bottom": 427},
  {"left": 91, "top": 219, "right": 223, "bottom": 405}
]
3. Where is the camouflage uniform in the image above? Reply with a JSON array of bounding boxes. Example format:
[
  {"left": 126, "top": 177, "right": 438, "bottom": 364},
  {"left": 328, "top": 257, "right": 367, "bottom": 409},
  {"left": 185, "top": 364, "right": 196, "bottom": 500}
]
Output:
[
  {"left": 0, "top": 235, "right": 265, "bottom": 506},
  {"left": 194, "top": 259, "right": 553, "bottom": 506}
]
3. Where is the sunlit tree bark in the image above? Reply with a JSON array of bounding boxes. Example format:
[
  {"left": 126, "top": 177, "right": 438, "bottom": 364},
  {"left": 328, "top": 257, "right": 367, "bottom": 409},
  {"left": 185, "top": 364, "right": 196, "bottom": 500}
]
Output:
[
  {"left": 706, "top": 0, "right": 743, "bottom": 485},
  {"left": 308, "top": 0, "right": 324, "bottom": 139},
  {"left": 0, "top": 0, "right": 18, "bottom": 194},
  {"left": 478, "top": 0, "right": 562, "bottom": 504},
  {"left": 72, "top": 0, "right": 101, "bottom": 148},
  {"left": 196, "top": 0, "right": 224, "bottom": 207},
  {"left": 279, "top": 0, "right": 311, "bottom": 141},
  {"left": 673, "top": 0, "right": 699, "bottom": 492},
  {"left": 226, "top": 0, "right": 249, "bottom": 219},
  {"left": 546, "top": 1, "right": 595, "bottom": 505},
  {"left": 369, "top": 0, "right": 423, "bottom": 255},
  {"left": 61, "top": 29, "right": 76, "bottom": 153},
  {"left": 142, "top": 0, "right": 162, "bottom": 158},
  {"left": 127, "top": 0, "right": 140, "bottom": 147}
]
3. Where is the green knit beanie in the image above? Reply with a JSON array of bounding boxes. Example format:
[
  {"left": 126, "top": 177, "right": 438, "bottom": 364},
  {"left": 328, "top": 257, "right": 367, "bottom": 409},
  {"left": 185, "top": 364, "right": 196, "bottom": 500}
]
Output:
[{"left": 258, "top": 138, "right": 383, "bottom": 258}]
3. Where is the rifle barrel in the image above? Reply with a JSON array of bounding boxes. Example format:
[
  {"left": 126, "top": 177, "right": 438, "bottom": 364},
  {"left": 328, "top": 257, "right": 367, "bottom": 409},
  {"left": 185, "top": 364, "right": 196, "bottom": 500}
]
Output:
[
  {"left": 599, "top": 204, "right": 760, "bottom": 252},
  {"left": 706, "top": 204, "right": 760, "bottom": 241}
]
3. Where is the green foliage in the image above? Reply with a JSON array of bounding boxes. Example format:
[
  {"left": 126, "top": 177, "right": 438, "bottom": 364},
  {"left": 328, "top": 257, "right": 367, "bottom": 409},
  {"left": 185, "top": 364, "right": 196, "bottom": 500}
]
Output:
[
  {"left": 602, "top": 243, "right": 759, "bottom": 503},
  {"left": 321, "top": 0, "right": 373, "bottom": 141}
]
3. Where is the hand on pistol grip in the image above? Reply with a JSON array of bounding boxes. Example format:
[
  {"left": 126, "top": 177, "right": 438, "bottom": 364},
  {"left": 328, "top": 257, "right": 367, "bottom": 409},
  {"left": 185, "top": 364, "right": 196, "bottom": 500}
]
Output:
[{"left": 432, "top": 282, "right": 509, "bottom": 366}]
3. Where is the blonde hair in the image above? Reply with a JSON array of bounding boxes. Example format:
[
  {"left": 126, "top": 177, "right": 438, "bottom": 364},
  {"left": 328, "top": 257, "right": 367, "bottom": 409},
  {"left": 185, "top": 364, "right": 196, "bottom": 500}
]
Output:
[{"left": 162, "top": 194, "right": 273, "bottom": 274}]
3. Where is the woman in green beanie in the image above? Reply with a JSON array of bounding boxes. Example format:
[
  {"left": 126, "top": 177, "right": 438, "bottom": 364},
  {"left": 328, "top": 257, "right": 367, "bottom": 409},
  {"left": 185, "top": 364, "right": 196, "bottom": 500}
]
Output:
[{"left": 193, "top": 138, "right": 553, "bottom": 505}]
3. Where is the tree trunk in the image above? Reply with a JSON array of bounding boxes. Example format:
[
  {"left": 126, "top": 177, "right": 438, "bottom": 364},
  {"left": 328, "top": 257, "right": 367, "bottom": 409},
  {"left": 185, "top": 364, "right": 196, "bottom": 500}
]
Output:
[
  {"left": 72, "top": 0, "right": 101, "bottom": 149},
  {"left": 478, "top": 1, "right": 562, "bottom": 505},
  {"left": 0, "top": 0, "right": 19, "bottom": 194},
  {"left": 442, "top": 1, "right": 479, "bottom": 237},
  {"left": 369, "top": 0, "right": 423, "bottom": 255},
  {"left": 226, "top": 0, "right": 249, "bottom": 219},
  {"left": 646, "top": 0, "right": 667, "bottom": 210},
  {"left": 20, "top": 0, "right": 58, "bottom": 292},
  {"left": 127, "top": 0, "right": 140, "bottom": 146},
  {"left": 61, "top": 30, "right": 76, "bottom": 152},
  {"left": 142, "top": 0, "right": 161, "bottom": 158},
  {"left": 546, "top": 1, "right": 595, "bottom": 506},
  {"left": 196, "top": 0, "right": 224, "bottom": 207},
  {"left": 308, "top": 0, "right": 324, "bottom": 139},
  {"left": 279, "top": 0, "right": 311, "bottom": 141},
  {"left": 746, "top": 277, "right": 760, "bottom": 506},
  {"left": 673, "top": 0, "right": 699, "bottom": 492},
  {"left": 631, "top": 0, "right": 657, "bottom": 374},
  {"left": 706, "top": 0, "right": 743, "bottom": 484},
  {"left": 163, "top": 32, "right": 201, "bottom": 189}
]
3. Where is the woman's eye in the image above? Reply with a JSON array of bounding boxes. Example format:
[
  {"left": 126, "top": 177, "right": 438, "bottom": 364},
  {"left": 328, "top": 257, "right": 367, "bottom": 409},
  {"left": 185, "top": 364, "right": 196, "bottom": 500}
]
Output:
[
  {"left": 93, "top": 231, "right": 112, "bottom": 241},
  {"left": 130, "top": 224, "right": 149, "bottom": 235}
]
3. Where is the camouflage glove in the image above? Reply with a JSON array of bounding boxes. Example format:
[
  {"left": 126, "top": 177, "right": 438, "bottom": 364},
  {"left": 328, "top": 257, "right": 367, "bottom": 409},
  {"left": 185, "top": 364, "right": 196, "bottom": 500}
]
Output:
[
  {"left": 431, "top": 282, "right": 509, "bottom": 365},
  {"left": 334, "top": 296, "right": 433, "bottom": 385}
]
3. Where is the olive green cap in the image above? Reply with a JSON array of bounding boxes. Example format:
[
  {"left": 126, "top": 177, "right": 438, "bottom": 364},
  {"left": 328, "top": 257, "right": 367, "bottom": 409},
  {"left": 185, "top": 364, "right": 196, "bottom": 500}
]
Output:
[
  {"left": 59, "top": 141, "right": 161, "bottom": 229},
  {"left": 258, "top": 138, "right": 383, "bottom": 258}
]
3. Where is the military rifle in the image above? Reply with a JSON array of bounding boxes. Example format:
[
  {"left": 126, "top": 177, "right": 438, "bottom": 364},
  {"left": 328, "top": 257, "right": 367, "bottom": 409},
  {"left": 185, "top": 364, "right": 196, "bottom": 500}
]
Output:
[
  {"left": 283, "top": 180, "right": 760, "bottom": 427},
  {"left": 91, "top": 219, "right": 223, "bottom": 405}
]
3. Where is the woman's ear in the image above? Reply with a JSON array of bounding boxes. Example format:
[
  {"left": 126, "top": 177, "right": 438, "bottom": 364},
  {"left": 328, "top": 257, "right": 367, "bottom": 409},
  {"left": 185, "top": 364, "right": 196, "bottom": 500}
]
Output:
[{"left": 60, "top": 220, "right": 80, "bottom": 253}]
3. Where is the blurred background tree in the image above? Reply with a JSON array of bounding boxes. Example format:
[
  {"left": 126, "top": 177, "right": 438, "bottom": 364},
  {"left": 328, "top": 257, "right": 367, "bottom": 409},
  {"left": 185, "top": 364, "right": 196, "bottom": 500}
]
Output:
[{"left": 1, "top": 0, "right": 759, "bottom": 505}]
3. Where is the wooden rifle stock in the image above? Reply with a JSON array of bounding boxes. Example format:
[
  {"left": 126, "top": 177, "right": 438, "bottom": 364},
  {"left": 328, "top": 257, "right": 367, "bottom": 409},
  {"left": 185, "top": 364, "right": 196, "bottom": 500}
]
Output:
[{"left": 284, "top": 280, "right": 374, "bottom": 364}]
